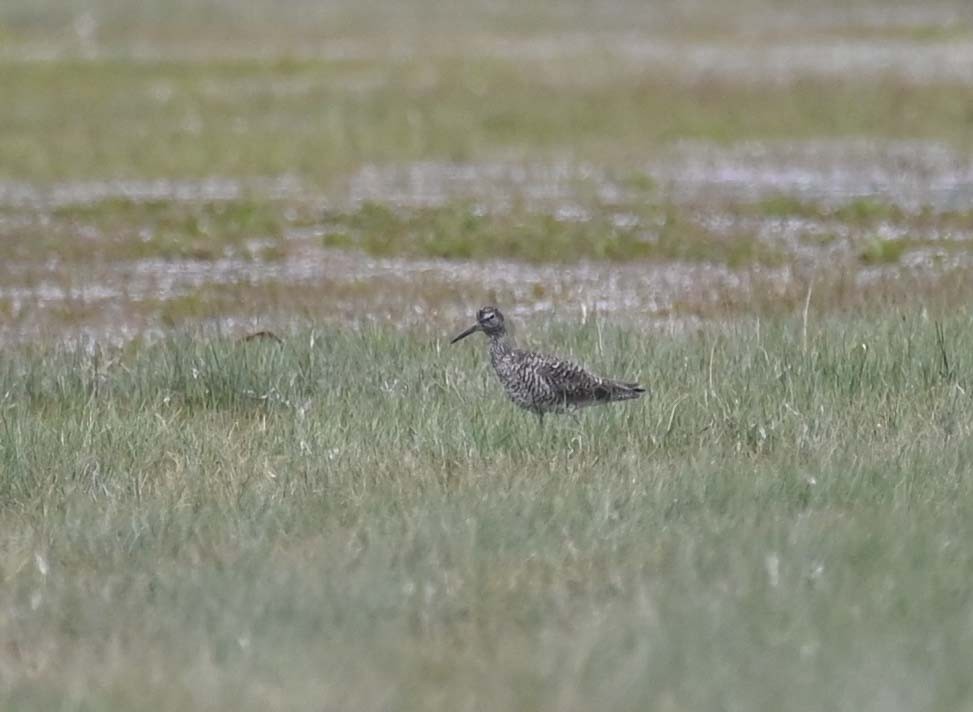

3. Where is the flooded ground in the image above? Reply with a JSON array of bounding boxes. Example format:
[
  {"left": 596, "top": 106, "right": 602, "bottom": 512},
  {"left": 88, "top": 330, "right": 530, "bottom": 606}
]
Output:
[
  {"left": 2, "top": 0, "right": 972, "bottom": 342},
  {"left": 4, "top": 138, "right": 973, "bottom": 344},
  {"left": 345, "top": 141, "right": 973, "bottom": 212},
  {"left": 5, "top": 140, "right": 972, "bottom": 213}
]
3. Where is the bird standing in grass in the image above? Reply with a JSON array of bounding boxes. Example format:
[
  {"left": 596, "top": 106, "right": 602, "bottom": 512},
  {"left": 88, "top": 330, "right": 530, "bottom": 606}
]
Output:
[{"left": 450, "top": 306, "right": 645, "bottom": 424}]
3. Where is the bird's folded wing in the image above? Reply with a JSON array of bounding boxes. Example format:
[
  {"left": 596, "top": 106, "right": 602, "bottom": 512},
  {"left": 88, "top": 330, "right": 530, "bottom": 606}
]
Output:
[{"left": 537, "top": 358, "right": 604, "bottom": 403}]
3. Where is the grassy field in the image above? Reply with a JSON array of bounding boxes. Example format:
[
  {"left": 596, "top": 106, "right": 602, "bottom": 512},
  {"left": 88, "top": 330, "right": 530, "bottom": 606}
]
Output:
[
  {"left": 3, "top": 313, "right": 973, "bottom": 709},
  {"left": 3, "top": 53, "right": 973, "bottom": 184},
  {"left": 4, "top": 0, "right": 973, "bottom": 707}
]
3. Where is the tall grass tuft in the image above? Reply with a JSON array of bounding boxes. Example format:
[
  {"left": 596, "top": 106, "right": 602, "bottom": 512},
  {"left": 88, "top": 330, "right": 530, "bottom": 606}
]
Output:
[{"left": 1, "top": 311, "right": 973, "bottom": 710}]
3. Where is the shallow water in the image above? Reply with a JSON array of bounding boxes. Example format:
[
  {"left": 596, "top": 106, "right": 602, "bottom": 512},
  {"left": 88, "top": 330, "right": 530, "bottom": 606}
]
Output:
[
  {"left": 611, "top": 38, "right": 973, "bottom": 86},
  {"left": 2, "top": 239, "right": 968, "bottom": 346},
  {"left": 3, "top": 139, "right": 971, "bottom": 213},
  {"left": 654, "top": 140, "right": 973, "bottom": 211},
  {"left": 346, "top": 141, "right": 973, "bottom": 213},
  {"left": 4, "top": 141, "right": 973, "bottom": 343},
  {"left": 0, "top": 176, "right": 307, "bottom": 210}
]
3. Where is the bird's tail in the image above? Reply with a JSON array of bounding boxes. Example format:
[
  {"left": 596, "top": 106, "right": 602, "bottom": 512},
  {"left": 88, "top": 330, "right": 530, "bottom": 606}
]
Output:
[{"left": 597, "top": 380, "right": 647, "bottom": 402}]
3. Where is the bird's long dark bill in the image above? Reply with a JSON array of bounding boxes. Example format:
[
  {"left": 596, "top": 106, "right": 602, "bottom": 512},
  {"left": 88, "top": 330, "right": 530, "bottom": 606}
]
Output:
[{"left": 450, "top": 324, "right": 480, "bottom": 344}]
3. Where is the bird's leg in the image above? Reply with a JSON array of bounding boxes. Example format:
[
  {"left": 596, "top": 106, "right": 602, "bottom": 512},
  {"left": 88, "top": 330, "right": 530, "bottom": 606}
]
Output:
[{"left": 535, "top": 411, "right": 544, "bottom": 429}]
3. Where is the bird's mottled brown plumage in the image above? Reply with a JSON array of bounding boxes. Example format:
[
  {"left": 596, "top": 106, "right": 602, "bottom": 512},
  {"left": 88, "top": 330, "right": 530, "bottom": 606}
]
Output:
[{"left": 451, "top": 306, "right": 645, "bottom": 422}]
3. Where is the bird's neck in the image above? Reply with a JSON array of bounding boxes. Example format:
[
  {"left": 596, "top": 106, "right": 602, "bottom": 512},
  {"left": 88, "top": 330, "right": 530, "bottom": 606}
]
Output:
[{"left": 488, "top": 331, "right": 511, "bottom": 358}]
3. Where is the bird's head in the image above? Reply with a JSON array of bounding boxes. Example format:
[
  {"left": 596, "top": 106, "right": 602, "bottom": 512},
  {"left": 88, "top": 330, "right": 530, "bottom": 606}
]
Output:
[{"left": 450, "top": 305, "right": 506, "bottom": 343}]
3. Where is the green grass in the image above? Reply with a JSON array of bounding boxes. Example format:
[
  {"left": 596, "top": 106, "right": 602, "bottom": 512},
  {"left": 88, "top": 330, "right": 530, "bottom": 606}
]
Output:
[
  {"left": 1, "top": 198, "right": 314, "bottom": 262},
  {"left": 53, "top": 198, "right": 308, "bottom": 260},
  {"left": 322, "top": 201, "right": 785, "bottom": 264},
  {"left": 750, "top": 195, "right": 973, "bottom": 231},
  {"left": 9, "top": 192, "right": 973, "bottom": 266},
  {"left": 859, "top": 236, "right": 912, "bottom": 265},
  {"left": 3, "top": 311, "right": 973, "bottom": 709},
  {"left": 4, "top": 194, "right": 784, "bottom": 265},
  {"left": 2, "top": 57, "right": 973, "bottom": 184}
]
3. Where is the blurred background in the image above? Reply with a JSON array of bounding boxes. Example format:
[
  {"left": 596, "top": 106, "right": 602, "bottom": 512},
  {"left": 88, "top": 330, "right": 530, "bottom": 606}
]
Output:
[{"left": 3, "top": 0, "right": 973, "bottom": 342}]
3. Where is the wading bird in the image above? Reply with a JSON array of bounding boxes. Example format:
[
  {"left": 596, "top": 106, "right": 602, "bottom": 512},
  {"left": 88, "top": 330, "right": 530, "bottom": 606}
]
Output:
[{"left": 450, "top": 306, "right": 645, "bottom": 424}]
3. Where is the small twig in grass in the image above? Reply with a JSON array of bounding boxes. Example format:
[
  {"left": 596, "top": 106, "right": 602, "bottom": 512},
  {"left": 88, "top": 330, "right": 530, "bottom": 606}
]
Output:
[
  {"left": 241, "top": 330, "right": 283, "bottom": 345},
  {"left": 935, "top": 320, "right": 953, "bottom": 382},
  {"left": 802, "top": 279, "right": 813, "bottom": 355}
]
